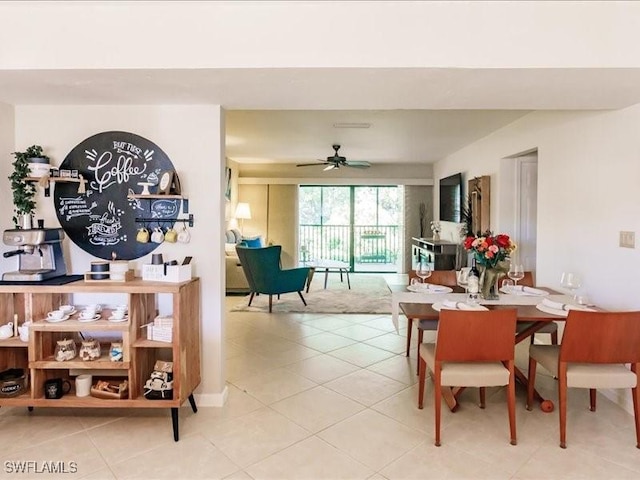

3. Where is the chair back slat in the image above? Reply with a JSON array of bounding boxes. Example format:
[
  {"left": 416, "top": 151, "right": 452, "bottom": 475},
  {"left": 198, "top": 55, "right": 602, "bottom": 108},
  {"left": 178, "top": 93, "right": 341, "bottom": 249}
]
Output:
[
  {"left": 409, "top": 270, "right": 464, "bottom": 293},
  {"left": 435, "top": 309, "right": 517, "bottom": 362},
  {"left": 560, "top": 311, "right": 640, "bottom": 364}
]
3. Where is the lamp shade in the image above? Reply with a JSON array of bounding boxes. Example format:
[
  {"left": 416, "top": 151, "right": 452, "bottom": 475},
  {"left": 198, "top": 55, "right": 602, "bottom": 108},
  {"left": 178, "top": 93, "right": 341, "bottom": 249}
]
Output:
[{"left": 235, "top": 203, "right": 252, "bottom": 220}]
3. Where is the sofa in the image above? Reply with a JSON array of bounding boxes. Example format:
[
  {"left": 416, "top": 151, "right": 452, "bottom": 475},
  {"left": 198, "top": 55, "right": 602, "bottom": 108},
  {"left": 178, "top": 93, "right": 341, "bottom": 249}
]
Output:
[{"left": 225, "top": 229, "right": 250, "bottom": 293}]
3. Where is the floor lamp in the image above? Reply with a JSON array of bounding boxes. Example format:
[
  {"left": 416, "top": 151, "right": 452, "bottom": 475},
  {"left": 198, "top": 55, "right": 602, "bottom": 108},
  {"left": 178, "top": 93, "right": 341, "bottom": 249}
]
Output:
[{"left": 235, "top": 202, "right": 252, "bottom": 236}]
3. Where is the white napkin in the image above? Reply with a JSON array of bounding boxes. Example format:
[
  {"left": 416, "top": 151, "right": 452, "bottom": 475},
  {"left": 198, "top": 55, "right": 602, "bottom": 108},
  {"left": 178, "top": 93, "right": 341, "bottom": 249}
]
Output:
[
  {"left": 540, "top": 298, "right": 595, "bottom": 312},
  {"left": 425, "top": 284, "right": 451, "bottom": 293},
  {"left": 510, "top": 285, "right": 548, "bottom": 296},
  {"left": 441, "top": 300, "right": 487, "bottom": 311}
]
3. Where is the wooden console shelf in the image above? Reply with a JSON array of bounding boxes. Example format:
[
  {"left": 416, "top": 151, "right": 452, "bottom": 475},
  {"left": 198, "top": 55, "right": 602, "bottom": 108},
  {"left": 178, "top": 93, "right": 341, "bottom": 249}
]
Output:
[{"left": 0, "top": 277, "right": 201, "bottom": 441}]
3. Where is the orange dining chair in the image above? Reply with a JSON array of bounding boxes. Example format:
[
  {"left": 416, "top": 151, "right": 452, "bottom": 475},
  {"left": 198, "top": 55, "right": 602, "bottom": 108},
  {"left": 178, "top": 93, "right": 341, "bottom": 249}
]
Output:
[
  {"left": 527, "top": 310, "right": 640, "bottom": 448},
  {"left": 418, "top": 308, "right": 518, "bottom": 446},
  {"left": 516, "top": 272, "right": 558, "bottom": 345},
  {"left": 405, "top": 270, "right": 465, "bottom": 365}
]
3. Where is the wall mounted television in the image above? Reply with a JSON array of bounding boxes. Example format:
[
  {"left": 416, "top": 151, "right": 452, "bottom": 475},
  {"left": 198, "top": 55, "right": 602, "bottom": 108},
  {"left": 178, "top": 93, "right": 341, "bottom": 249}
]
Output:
[{"left": 439, "top": 173, "right": 462, "bottom": 223}]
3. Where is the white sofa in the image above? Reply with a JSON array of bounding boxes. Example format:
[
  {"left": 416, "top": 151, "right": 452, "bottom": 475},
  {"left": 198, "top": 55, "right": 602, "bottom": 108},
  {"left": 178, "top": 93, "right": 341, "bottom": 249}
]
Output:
[{"left": 225, "top": 229, "right": 250, "bottom": 293}]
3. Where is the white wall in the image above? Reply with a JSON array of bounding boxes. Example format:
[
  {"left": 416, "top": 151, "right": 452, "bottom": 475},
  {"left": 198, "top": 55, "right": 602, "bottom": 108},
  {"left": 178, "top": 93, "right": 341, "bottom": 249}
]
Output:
[
  {"left": 4, "top": 105, "right": 227, "bottom": 404},
  {"left": 435, "top": 106, "right": 640, "bottom": 311}
]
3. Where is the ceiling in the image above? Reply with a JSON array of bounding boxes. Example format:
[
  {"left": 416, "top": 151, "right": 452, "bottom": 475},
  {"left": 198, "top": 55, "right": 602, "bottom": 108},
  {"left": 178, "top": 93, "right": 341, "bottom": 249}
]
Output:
[{"left": 3, "top": 67, "right": 640, "bottom": 165}]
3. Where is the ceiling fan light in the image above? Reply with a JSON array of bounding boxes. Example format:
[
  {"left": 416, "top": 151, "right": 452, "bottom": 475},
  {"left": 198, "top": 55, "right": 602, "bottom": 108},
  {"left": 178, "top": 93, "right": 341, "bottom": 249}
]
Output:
[{"left": 323, "top": 164, "right": 336, "bottom": 171}]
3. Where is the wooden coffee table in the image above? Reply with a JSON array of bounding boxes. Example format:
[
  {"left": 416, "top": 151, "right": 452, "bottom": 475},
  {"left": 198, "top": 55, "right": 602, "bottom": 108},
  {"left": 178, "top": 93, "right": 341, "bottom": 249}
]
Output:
[{"left": 304, "top": 259, "right": 350, "bottom": 292}]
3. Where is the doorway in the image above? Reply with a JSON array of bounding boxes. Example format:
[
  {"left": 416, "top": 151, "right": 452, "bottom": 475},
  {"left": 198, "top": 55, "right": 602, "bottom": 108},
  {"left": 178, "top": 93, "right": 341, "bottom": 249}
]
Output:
[
  {"left": 500, "top": 151, "right": 538, "bottom": 275},
  {"left": 298, "top": 185, "right": 401, "bottom": 272}
]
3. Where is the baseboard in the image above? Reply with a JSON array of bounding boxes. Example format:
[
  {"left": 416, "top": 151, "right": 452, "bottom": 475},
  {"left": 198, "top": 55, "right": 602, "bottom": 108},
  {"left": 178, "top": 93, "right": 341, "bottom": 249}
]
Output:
[{"left": 192, "top": 386, "right": 229, "bottom": 407}]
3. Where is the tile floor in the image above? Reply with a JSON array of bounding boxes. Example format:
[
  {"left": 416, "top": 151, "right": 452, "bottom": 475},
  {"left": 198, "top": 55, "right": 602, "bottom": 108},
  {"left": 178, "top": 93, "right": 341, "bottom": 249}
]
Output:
[{"left": 1, "top": 291, "right": 639, "bottom": 479}]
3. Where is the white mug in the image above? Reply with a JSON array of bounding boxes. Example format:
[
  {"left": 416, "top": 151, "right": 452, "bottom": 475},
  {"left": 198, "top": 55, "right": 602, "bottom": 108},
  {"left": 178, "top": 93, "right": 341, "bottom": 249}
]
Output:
[
  {"left": 18, "top": 322, "right": 31, "bottom": 342},
  {"left": 110, "top": 309, "right": 126, "bottom": 320},
  {"left": 151, "top": 227, "right": 165, "bottom": 244},
  {"left": 75, "top": 374, "right": 92, "bottom": 397},
  {"left": 59, "top": 305, "right": 75, "bottom": 314},
  {"left": 47, "top": 310, "right": 65, "bottom": 320},
  {"left": 80, "top": 310, "right": 96, "bottom": 320},
  {"left": 177, "top": 226, "right": 190, "bottom": 244},
  {"left": 0, "top": 322, "right": 14, "bottom": 339}
]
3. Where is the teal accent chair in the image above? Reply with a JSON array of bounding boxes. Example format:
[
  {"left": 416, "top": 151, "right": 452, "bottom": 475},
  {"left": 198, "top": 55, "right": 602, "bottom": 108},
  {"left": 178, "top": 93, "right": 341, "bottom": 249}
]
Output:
[{"left": 236, "top": 245, "right": 310, "bottom": 312}]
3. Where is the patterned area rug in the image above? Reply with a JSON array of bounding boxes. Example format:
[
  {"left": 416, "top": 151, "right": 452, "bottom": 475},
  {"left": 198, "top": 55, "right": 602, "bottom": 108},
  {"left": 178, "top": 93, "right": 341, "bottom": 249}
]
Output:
[{"left": 229, "top": 274, "right": 391, "bottom": 314}]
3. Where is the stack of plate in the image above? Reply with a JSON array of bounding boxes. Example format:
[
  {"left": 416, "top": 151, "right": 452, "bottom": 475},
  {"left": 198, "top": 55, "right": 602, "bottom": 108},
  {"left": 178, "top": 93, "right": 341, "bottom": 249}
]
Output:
[{"left": 27, "top": 157, "right": 50, "bottom": 177}]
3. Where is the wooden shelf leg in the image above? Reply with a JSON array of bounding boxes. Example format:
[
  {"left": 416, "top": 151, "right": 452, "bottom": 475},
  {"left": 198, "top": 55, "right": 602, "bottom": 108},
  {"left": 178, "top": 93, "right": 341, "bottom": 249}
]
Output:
[
  {"left": 188, "top": 393, "right": 198, "bottom": 413},
  {"left": 171, "top": 407, "right": 179, "bottom": 442}
]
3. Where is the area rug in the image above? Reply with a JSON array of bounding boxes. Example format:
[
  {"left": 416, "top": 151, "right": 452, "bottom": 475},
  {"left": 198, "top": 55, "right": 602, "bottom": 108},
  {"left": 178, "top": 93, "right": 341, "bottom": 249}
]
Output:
[{"left": 229, "top": 274, "right": 391, "bottom": 314}]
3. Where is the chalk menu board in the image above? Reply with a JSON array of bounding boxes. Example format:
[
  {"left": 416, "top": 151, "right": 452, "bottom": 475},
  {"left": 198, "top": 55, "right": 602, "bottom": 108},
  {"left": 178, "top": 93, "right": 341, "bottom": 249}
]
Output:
[{"left": 54, "top": 131, "right": 180, "bottom": 260}]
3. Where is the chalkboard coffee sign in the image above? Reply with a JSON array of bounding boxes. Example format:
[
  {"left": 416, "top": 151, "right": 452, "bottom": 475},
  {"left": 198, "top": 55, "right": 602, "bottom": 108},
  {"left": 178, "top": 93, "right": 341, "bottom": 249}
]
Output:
[{"left": 54, "top": 131, "right": 180, "bottom": 260}]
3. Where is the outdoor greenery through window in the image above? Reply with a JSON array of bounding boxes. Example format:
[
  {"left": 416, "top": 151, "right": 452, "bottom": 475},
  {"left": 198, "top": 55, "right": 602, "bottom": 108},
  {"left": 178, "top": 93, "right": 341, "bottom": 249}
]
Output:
[{"left": 299, "top": 186, "right": 402, "bottom": 272}]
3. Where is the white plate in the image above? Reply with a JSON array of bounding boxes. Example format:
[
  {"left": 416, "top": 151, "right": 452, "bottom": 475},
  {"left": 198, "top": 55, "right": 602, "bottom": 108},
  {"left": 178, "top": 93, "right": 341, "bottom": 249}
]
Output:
[
  {"left": 407, "top": 284, "right": 453, "bottom": 294},
  {"left": 535, "top": 303, "right": 568, "bottom": 317},
  {"left": 45, "top": 314, "right": 70, "bottom": 323},
  {"left": 78, "top": 314, "right": 102, "bottom": 323},
  {"left": 432, "top": 302, "right": 488, "bottom": 312},
  {"left": 108, "top": 316, "right": 128, "bottom": 323}
]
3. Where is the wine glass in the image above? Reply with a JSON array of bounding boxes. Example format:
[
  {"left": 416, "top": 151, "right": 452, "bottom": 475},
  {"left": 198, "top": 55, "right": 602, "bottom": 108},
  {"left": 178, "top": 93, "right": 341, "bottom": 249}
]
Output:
[
  {"left": 508, "top": 263, "right": 525, "bottom": 286},
  {"left": 416, "top": 261, "right": 432, "bottom": 289},
  {"left": 501, "top": 278, "right": 515, "bottom": 293},
  {"left": 561, "top": 272, "right": 583, "bottom": 300}
]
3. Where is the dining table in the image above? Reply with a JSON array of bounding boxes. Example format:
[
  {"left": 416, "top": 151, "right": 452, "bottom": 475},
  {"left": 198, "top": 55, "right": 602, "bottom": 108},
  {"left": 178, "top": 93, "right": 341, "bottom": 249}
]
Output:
[{"left": 394, "top": 288, "right": 595, "bottom": 413}]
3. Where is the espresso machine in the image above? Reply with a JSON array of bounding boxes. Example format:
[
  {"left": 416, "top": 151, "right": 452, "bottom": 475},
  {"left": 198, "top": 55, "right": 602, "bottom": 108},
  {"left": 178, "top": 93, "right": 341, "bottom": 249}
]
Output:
[{"left": 2, "top": 228, "right": 67, "bottom": 281}]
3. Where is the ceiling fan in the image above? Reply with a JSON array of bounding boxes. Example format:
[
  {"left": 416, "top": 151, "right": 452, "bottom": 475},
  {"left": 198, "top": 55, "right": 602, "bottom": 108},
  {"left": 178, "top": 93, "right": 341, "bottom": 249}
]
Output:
[{"left": 296, "top": 145, "right": 371, "bottom": 171}]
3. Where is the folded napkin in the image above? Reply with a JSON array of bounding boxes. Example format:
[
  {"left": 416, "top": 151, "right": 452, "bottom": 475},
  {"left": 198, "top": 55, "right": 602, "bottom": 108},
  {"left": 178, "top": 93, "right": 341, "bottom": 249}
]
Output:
[
  {"left": 540, "top": 298, "right": 595, "bottom": 312},
  {"left": 425, "top": 284, "right": 451, "bottom": 293},
  {"left": 510, "top": 285, "right": 548, "bottom": 296},
  {"left": 441, "top": 300, "right": 487, "bottom": 311}
]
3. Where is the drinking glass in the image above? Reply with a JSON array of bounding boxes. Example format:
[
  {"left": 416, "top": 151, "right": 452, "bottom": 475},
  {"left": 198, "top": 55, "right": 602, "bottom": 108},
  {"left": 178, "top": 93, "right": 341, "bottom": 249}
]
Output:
[
  {"left": 508, "top": 263, "right": 525, "bottom": 286},
  {"left": 416, "top": 261, "right": 432, "bottom": 289},
  {"left": 501, "top": 278, "right": 515, "bottom": 292},
  {"left": 560, "top": 272, "right": 583, "bottom": 299}
]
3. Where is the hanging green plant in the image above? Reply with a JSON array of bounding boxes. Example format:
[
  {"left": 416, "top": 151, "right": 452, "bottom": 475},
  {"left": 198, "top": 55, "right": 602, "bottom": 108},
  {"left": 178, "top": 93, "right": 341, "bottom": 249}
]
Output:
[{"left": 8, "top": 145, "right": 46, "bottom": 227}]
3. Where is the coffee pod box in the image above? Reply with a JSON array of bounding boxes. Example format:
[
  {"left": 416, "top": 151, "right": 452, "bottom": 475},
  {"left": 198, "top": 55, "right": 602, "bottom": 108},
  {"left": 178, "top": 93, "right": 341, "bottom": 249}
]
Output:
[{"left": 142, "top": 264, "right": 192, "bottom": 283}]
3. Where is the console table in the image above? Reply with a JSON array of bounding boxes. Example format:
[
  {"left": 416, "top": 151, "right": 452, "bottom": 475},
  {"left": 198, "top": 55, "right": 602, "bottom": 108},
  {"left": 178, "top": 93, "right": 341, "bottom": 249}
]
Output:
[{"left": 411, "top": 237, "right": 458, "bottom": 270}]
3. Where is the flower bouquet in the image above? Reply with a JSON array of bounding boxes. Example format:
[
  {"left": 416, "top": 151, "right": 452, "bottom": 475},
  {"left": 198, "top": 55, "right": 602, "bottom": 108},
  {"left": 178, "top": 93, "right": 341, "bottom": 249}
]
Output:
[{"left": 463, "top": 232, "right": 517, "bottom": 299}]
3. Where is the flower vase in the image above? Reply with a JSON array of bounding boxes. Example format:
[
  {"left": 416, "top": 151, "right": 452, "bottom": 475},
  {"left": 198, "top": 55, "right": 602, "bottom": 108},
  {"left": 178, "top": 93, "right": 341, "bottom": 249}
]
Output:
[{"left": 479, "top": 260, "right": 510, "bottom": 300}]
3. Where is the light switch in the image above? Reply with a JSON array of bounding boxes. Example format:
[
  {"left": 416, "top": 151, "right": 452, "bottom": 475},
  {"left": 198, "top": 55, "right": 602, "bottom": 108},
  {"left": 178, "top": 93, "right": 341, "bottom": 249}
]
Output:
[{"left": 619, "top": 231, "right": 635, "bottom": 249}]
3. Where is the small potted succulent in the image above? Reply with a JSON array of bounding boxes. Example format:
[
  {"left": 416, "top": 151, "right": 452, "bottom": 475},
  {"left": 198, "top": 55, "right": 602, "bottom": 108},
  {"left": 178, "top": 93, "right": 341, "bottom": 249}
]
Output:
[{"left": 8, "top": 145, "right": 48, "bottom": 228}]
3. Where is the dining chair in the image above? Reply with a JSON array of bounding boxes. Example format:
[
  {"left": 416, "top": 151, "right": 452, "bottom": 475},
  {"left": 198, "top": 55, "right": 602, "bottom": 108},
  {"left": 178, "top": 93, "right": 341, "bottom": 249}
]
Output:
[
  {"left": 418, "top": 308, "right": 518, "bottom": 446},
  {"left": 527, "top": 310, "right": 640, "bottom": 448},
  {"left": 517, "top": 271, "right": 558, "bottom": 345},
  {"left": 405, "top": 270, "right": 464, "bottom": 361}
]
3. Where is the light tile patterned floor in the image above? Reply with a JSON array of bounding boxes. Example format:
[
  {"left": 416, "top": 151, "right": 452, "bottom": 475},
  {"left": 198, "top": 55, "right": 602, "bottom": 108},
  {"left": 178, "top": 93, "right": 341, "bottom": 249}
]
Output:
[{"left": 1, "top": 291, "right": 640, "bottom": 479}]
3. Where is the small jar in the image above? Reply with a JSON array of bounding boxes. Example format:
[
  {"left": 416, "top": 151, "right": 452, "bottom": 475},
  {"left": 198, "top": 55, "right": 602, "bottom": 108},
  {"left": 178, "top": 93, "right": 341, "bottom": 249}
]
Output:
[
  {"left": 110, "top": 342, "right": 123, "bottom": 362},
  {"left": 79, "top": 339, "right": 101, "bottom": 361},
  {"left": 55, "top": 339, "right": 77, "bottom": 362}
]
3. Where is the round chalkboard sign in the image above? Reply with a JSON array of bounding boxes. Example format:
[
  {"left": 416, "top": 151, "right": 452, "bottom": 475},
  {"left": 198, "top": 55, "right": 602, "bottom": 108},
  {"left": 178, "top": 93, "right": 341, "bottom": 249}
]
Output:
[{"left": 54, "top": 131, "right": 180, "bottom": 260}]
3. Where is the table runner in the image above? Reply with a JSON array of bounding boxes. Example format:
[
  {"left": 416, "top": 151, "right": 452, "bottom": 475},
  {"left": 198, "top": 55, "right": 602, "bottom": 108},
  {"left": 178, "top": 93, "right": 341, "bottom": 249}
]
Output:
[{"left": 391, "top": 290, "right": 574, "bottom": 332}]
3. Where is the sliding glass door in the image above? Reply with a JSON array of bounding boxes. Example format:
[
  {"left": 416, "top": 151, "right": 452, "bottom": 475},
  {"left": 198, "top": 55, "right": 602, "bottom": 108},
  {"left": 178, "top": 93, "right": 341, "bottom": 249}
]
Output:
[{"left": 298, "top": 185, "right": 401, "bottom": 272}]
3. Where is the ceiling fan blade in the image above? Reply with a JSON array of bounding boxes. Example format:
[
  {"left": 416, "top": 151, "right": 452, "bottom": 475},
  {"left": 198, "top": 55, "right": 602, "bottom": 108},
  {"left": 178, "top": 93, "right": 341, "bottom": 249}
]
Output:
[
  {"left": 296, "top": 162, "right": 329, "bottom": 167},
  {"left": 345, "top": 161, "right": 371, "bottom": 168}
]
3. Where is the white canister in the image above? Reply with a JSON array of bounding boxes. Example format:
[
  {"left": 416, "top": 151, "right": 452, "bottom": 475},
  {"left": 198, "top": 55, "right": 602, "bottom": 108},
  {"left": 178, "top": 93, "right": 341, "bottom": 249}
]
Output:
[
  {"left": 75, "top": 374, "right": 92, "bottom": 397},
  {"left": 109, "top": 260, "right": 129, "bottom": 281}
]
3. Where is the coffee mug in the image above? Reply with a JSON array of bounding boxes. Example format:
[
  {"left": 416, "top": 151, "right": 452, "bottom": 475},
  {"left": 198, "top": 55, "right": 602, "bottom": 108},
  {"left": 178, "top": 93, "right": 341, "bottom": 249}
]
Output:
[
  {"left": 151, "top": 227, "right": 164, "bottom": 244},
  {"left": 0, "top": 323, "right": 14, "bottom": 339},
  {"left": 177, "top": 226, "right": 190, "bottom": 244},
  {"left": 80, "top": 310, "right": 96, "bottom": 320},
  {"left": 136, "top": 227, "right": 150, "bottom": 243},
  {"left": 75, "top": 374, "right": 92, "bottom": 397},
  {"left": 44, "top": 378, "right": 72, "bottom": 399},
  {"left": 18, "top": 322, "right": 31, "bottom": 342},
  {"left": 59, "top": 305, "right": 75, "bottom": 314},
  {"left": 151, "top": 253, "right": 164, "bottom": 265},
  {"left": 47, "top": 310, "right": 65, "bottom": 320},
  {"left": 164, "top": 227, "right": 178, "bottom": 243},
  {"left": 110, "top": 309, "right": 126, "bottom": 320}
]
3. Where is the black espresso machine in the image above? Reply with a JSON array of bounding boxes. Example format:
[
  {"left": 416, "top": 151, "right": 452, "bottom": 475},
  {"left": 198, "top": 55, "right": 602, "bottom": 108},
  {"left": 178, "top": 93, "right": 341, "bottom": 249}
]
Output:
[{"left": 2, "top": 228, "right": 67, "bottom": 281}]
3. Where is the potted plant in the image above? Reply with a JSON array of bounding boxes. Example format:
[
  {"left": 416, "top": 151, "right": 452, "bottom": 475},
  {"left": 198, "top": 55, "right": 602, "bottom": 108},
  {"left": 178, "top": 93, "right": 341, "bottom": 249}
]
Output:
[{"left": 8, "top": 145, "right": 48, "bottom": 228}]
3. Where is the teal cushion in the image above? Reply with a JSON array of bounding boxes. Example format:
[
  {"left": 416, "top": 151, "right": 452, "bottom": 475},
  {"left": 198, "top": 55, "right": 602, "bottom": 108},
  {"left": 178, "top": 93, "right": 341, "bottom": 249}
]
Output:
[{"left": 242, "top": 237, "right": 262, "bottom": 248}]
